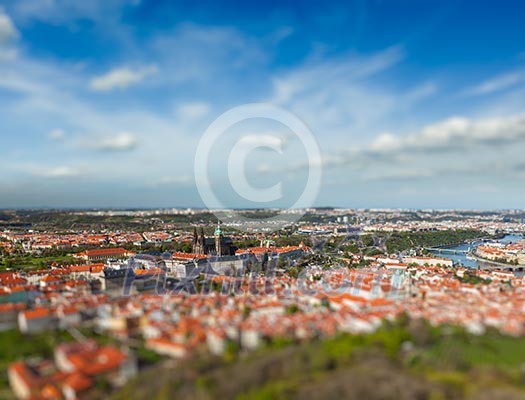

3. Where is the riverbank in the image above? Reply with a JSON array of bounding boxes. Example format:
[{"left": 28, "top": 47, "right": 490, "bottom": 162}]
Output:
[
  {"left": 469, "top": 251, "right": 524, "bottom": 270},
  {"left": 429, "top": 233, "right": 524, "bottom": 270}
]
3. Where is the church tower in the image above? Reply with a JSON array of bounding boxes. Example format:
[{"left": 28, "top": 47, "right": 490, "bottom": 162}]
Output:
[
  {"left": 198, "top": 227, "right": 205, "bottom": 254},
  {"left": 192, "top": 227, "right": 206, "bottom": 255},
  {"left": 192, "top": 227, "right": 198, "bottom": 253},
  {"left": 214, "top": 221, "right": 223, "bottom": 256}
]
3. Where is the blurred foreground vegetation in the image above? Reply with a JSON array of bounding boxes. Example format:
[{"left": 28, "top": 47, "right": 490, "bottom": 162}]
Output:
[
  {"left": 111, "top": 317, "right": 525, "bottom": 400},
  {"left": 2, "top": 318, "right": 525, "bottom": 399},
  {"left": 0, "top": 329, "right": 162, "bottom": 400}
]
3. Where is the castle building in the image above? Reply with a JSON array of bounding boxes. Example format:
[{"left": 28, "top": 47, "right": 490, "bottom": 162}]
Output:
[{"left": 192, "top": 223, "right": 236, "bottom": 256}]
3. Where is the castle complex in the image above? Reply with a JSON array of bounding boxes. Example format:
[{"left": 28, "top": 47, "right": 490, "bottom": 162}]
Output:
[{"left": 191, "top": 223, "right": 236, "bottom": 256}]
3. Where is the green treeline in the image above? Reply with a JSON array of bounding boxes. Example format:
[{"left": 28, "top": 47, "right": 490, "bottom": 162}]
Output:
[{"left": 385, "top": 229, "right": 487, "bottom": 253}]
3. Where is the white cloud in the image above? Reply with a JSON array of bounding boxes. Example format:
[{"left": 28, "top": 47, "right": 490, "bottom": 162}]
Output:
[
  {"left": 0, "top": 7, "right": 18, "bottom": 44},
  {"left": 235, "top": 134, "right": 286, "bottom": 150},
  {"left": 369, "top": 132, "right": 399, "bottom": 152},
  {"left": 405, "top": 82, "right": 438, "bottom": 102},
  {"left": 12, "top": 0, "right": 140, "bottom": 25},
  {"left": 150, "top": 23, "right": 268, "bottom": 87},
  {"left": 0, "top": 7, "right": 18, "bottom": 61},
  {"left": 81, "top": 132, "right": 138, "bottom": 151},
  {"left": 13, "top": 163, "right": 82, "bottom": 178},
  {"left": 177, "top": 102, "right": 210, "bottom": 119},
  {"left": 309, "top": 113, "right": 525, "bottom": 184},
  {"left": 364, "top": 169, "right": 435, "bottom": 182},
  {"left": 157, "top": 175, "right": 193, "bottom": 185},
  {"left": 256, "top": 163, "right": 272, "bottom": 173},
  {"left": 267, "top": 46, "right": 413, "bottom": 144},
  {"left": 0, "top": 47, "right": 17, "bottom": 61},
  {"left": 466, "top": 72, "right": 524, "bottom": 96},
  {"left": 366, "top": 114, "right": 525, "bottom": 155},
  {"left": 41, "top": 166, "right": 81, "bottom": 178},
  {"left": 0, "top": 51, "right": 195, "bottom": 189},
  {"left": 269, "top": 26, "right": 294, "bottom": 44},
  {"left": 255, "top": 45, "right": 443, "bottom": 177},
  {"left": 49, "top": 128, "right": 66, "bottom": 140},
  {"left": 271, "top": 112, "right": 525, "bottom": 188},
  {"left": 271, "top": 46, "right": 405, "bottom": 105},
  {"left": 89, "top": 65, "right": 158, "bottom": 92}
]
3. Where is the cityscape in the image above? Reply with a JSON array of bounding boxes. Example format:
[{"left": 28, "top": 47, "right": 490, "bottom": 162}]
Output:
[
  {"left": 1, "top": 209, "right": 525, "bottom": 399},
  {"left": 2, "top": 1, "right": 525, "bottom": 399}
]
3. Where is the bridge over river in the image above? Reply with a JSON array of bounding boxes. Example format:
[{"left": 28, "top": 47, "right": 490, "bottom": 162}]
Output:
[
  {"left": 424, "top": 246, "right": 472, "bottom": 255},
  {"left": 426, "top": 233, "right": 524, "bottom": 273}
]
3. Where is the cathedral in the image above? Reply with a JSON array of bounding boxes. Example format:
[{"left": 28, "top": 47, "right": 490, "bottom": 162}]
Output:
[{"left": 192, "top": 223, "right": 236, "bottom": 256}]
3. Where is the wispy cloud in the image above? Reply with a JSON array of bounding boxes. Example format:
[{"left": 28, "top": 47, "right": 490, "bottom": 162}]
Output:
[
  {"left": 11, "top": 0, "right": 140, "bottom": 25},
  {"left": 48, "top": 128, "right": 66, "bottom": 141},
  {"left": 466, "top": 71, "right": 524, "bottom": 96},
  {"left": 0, "top": 47, "right": 17, "bottom": 61},
  {"left": 156, "top": 175, "right": 193, "bottom": 185},
  {"left": 0, "top": 7, "right": 18, "bottom": 44},
  {"left": 271, "top": 45, "right": 405, "bottom": 105},
  {"left": 0, "top": 7, "right": 18, "bottom": 60},
  {"left": 39, "top": 165, "right": 81, "bottom": 178},
  {"left": 235, "top": 134, "right": 286, "bottom": 151},
  {"left": 266, "top": 45, "right": 434, "bottom": 145},
  {"left": 90, "top": 65, "right": 158, "bottom": 92},
  {"left": 13, "top": 163, "right": 83, "bottom": 179},
  {"left": 80, "top": 132, "right": 139, "bottom": 151},
  {"left": 177, "top": 102, "right": 210, "bottom": 119},
  {"left": 363, "top": 169, "right": 435, "bottom": 182},
  {"left": 2, "top": 2, "right": 525, "bottom": 208}
]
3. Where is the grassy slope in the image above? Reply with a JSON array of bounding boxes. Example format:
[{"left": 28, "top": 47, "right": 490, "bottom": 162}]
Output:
[
  {"left": 2, "top": 319, "right": 525, "bottom": 399},
  {"left": 0, "top": 328, "right": 163, "bottom": 400},
  {"left": 0, "top": 330, "right": 74, "bottom": 399},
  {"left": 110, "top": 318, "right": 525, "bottom": 400}
]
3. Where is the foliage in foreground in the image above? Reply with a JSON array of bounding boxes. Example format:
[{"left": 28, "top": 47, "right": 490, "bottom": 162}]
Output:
[{"left": 110, "top": 317, "right": 525, "bottom": 400}]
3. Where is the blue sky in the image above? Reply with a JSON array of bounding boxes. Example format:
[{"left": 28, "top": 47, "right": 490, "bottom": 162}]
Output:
[{"left": 1, "top": 0, "right": 525, "bottom": 209}]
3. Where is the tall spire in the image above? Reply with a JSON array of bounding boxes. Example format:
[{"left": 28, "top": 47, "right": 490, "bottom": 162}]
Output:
[
  {"left": 192, "top": 227, "right": 198, "bottom": 245},
  {"left": 214, "top": 220, "right": 222, "bottom": 236},
  {"left": 199, "top": 227, "right": 205, "bottom": 246},
  {"left": 215, "top": 220, "right": 223, "bottom": 256}
]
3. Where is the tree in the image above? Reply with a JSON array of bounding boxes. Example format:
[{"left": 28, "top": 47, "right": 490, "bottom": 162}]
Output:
[
  {"left": 4, "top": 258, "right": 13, "bottom": 269},
  {"left": 286, "top": 304, "right": 300, "bottom": 314},
  {"left": 287, "top": 267, "right": 299, "bottom": 279}
]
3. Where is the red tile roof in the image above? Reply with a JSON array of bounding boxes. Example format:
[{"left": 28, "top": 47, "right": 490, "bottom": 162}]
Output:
[
  {"left": 172, "top": 252, "right": 207, "bottom": 260},
  {"left": 23, "top": 308, "right": 52, "bottom": 320},
  {"left": 82, "top": 248, "right": 129, "bottom": 257}
]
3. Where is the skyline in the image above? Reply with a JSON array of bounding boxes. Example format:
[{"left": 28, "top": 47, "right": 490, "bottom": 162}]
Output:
[{"left": 1, "top": 1, "right": 525, "bottom": 209}]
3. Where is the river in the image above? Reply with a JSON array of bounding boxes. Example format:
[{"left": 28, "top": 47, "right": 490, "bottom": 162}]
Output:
[{"left": 428, "top": 233, "right": 524, "bottom": 269}]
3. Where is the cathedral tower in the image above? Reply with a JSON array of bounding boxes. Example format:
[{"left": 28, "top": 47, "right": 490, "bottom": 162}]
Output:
[{"left": 214, "top": 221, "right": 223, "bottom": 256}]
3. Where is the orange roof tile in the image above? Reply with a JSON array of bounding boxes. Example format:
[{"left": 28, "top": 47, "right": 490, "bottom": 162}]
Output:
[{"left": 23, "top": 308, "right": 52, "bottom": 320}]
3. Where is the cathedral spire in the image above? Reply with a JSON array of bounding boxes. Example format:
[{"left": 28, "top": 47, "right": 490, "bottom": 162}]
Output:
[
  {"left": 215, "top": 220, "right": 223, "bottom": 256},
  {"left": 214, "top": 220, "right": 222, "bottom": 237},
  {"left": 192, "top": 227, "right": 198, "bottom": 246}
]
